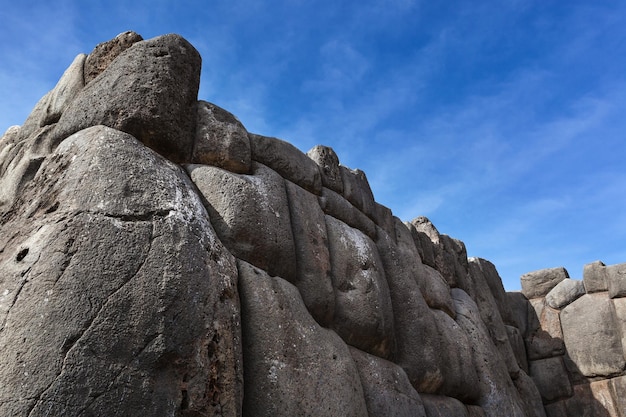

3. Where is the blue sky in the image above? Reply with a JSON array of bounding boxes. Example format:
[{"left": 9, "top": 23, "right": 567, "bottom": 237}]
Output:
[{"left": 1, "top": 0, "right": 625, "bottom": 290}]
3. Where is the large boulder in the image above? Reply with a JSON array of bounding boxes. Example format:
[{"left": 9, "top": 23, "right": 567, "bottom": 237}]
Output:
[
  {"left": 450, "top": 289, "right": 529, "bottom": 417},
  {"left": 350, "top": 347, "right": 427, "bottom": 417},
  {"left": 192, "top": 101, "right": 251, "bottom": 173},
  {"left": 249, "top": 133, "right": 321, "bottom": 194},
  {"left": 607, "top": 262, "right": 626, "bottom": 298},
  {"left": 319, "top": 186, "right": 377, "bottom": 240},
  {"left": 284, "top": 181, "right": 334, "bottom": 325},
  {"left": 525, "top": 298, "right": 565, "bottom": 360},
  {"left": 520, "top": 267, "right": 569, "bottom": 300},
  {"left": 545, "top": 278, "right": 585, "bottom": 309},
  {"left": 468, "top": 258, "right": 520, "bottom": 377},
  {"left": 583, "top": 260, "right": 608, "bottom": 293},
  {"left": 187, "top": 162, "right": 297, "bottom": 282},
  {"left": 410, "top": 217, "right": 469, "bottom": 289},
  {"left": 0, "top": 126, "right": 242, "bottom": 416},
  {"left": 53, "top": 34, "right": 202, "bottom": 163},
  {"left": 374, "top": 227, "right": 446, "bottom": 394},
  {"left": 528, "top": 357, "right": 573, "bottom": 403},
  {"left": 237, "top": 260, "right": 368, "bottom": 417},
  {"left": 325, "top": 215, "right": 394, "bottom": 357},
  {"left": 339, "top": 165, "right": 376, "bottom": 219},
  {"left": 307, "top": 145, "right": 343, "bottom": 193},
  {"left": 561, "top": 293, "right": 625, "bottom": 377}
]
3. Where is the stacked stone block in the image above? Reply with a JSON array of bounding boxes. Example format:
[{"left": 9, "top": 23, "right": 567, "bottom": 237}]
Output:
[
  {"left": 180, "top": 95, "right": 548, "bottom": 416},
  {"left": 515, "top": 262, "right": 626, "bottom": 417},
  {"left": 1, "top": 31, "right": 623, "bottom": 417}
]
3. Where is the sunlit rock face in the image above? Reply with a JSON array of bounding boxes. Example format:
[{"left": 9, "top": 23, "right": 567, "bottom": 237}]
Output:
[{"left": 1, "top": 31, "right": 624, "bottom": 417}]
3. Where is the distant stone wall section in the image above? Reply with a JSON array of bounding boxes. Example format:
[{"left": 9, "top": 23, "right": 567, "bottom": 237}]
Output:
[
  {"left": 515, "top": 262, "right": 626, "bottom": 416},
  {"left": 0, "top": 32, "right": 624, "bottom": 417}
]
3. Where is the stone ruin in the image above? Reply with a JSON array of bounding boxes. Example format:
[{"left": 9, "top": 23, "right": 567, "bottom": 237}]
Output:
[{"left": 0, "top": 31, "right": 625, "bottom": 417}]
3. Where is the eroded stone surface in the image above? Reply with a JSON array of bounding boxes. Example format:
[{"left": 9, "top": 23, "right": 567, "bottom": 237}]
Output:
[
  {"left": 545, "top": 278, "right": 585, "bottom": 309},
  {"left": 350, "top": 347, "right": 427, "bottom": 417},
  {"left": 326, "top": 215, "right": 394, "bottom": 358},
  {"left": 54, "top": 34, "right": 201, "bottom": 163},
  {"left": 561, "top": 293, "right": 625, "bottom": 377},
  {"left": 192, "top": 100, "right": 251, "bottom": 173},
  {"left": 4, "top": 30, "right": 626, "bottom": 417},
  {"left": 237, "top": 260, "right": 368, "bottom": 417},
  {"left": 0, "top": 126, "right": 242, "bottom": 416},
  {"left": 187, "top": 162, "right": 297, "bottom": 282},
  {"left": 521, "top": 267, "right": 569, "bottom": 300}
]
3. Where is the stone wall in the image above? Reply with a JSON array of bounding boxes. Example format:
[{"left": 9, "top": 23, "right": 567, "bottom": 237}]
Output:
[
  {"left": 0, "top": 32, "right": 623, "bottom": 417},
  {"left": 517, "top": 263, "right": 626, "bottom": 416}
]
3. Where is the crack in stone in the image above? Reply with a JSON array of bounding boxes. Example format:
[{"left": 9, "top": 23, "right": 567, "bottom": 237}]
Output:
[
  {"left": 24, "top": 223, "right": 155, "bottom": 416},
  {"left": 0, "top": 271, "right": 30, "bottom": 333}
]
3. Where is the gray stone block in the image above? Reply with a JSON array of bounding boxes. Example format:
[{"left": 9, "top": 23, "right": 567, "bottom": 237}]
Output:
[
  {"left": 326, "top": 215, "right": 394, "bottom": 358},
  {"left": 561, "top": 293, "right": 625, "bottom": 377},
  {"left": 249, "top": 133, "right": 322, "bottom": 194},
  {"left": 529, "top": 356, "right": 573, "bottom": 402},
  {"left": 192, "top": 101, "right": 251, "bottom": 173},
  {"left": 583, "top": 260, "right": 608, "bottom": 293},
  {"left": 521, "top": 267, "right": 569, "bottom": 299},
  {"left": 607, "top": 262, "right": 626, "bottom": 298},
  {"left": 350, "top": 347, "right": 426, "bottom": 417},
  {"left": 545, "top": 278, "right": 585, "bottom": 309},
  {"left": 187, "top": 162, "right": 297, "bottom": 282},
  {"left": 237, "top": 260, "right": 368, "bottom": 417}
]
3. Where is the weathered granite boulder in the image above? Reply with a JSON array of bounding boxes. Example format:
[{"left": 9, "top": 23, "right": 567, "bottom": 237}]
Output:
[
  {"left": 525, "top": 298, "right": 565, "bottom": 360},
  {"left": 410, "top": 217, "right": 470, "bottom": 289},
  {"left": 340, "top": 165, "right": 376, "bottom": 219},
  {"left": 83, "top": 30, "right": 143, "bottom": 83},
  {"left": 374, "top": 227, "right": 447, "bottom": 394},
  {"left": 350, "top": 347, "right": 427, "bottom": 417},
  {"left": 583, "top": 260, "right": 608, "bottom": 293},
  {"left": 545, "top": 278, "right": 585, "bottom": 309},
  {"left": 20, "top": 54, "right": 86, "bottom": 134},
  {"left": 607, "top": 262, "right": 626, "bottom": 299},
  {"left": 612, "top": 297, "right": 626, "bottom": 359},
  {"left": 420, "top": 263, "right": 456, "bottom": 318},
  {"left": 192, "top": 100, "right": 251, "bottom": 173},
  {"left": 0, "top": 126, "right": 242, "bottom": 416},
  {"left": 307, "top": 144, "right": 343, "bottom": 193},
  {"left": 506, "top": 291, "right": 533, "bottom": 336},
  {"left": 529, "top": 356, "right": 573, "bottom": 403},
  {"left": 468, "top": 257, "right": 520, "bottom": 377},
  {"left": 521, "top": 267, "right": 569, "bottom": 299},
  {"left": 507, "top": 325, "right": 529, "bottom": 373},
  {"left": 249, "top": 133, "right": 322, "bottom": 194},
  {"left": 187, "top": 162, "right": 297, "bottom": 282},
  {"left": 54, "top": 34, "right": 201, "bottom": 163},
  {"left": 237, "top": 260, "right": 368, "bottom": 416},
  {"left": 561, "top": 293, "right": 625, "bottom": 377},
  {"left": 0, "top": 49, "right": 87, "bottom": 213},
  {"left": 326, "top": 215, "right": 394, "bottom": 358},
  {"left": 451, "top": 288, "right": 531, "bottom": 417},
  {"left": 319, "top": 186, "right": 377, "bottom": 240},
  {"left": 284, "top": 181, "right": 335, "bottom": 325}
]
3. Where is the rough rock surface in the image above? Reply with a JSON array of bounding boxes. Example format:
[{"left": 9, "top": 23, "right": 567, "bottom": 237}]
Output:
[
  {"left": 54, "top": 34, "right": 201, "bottom": 163},
  {"left": 561, "top": 293, "right": 625, "bottom": 377},
  {"left": 192, "top": 101, "right": 251, "bottom": 173},
  {"left": 0, "top": 126, "right": 241, "bottom": 416},
  {"left": 545, "top": 278, "right": 585, "bottom": 309},
  {"left": 237, "top": 260, "right": 367, "bottom": 417},
  {"left": 521, "top": 267, "right": 569, "bottom": 299},
  {"left": 1, "top": 31, "right": 625, "bottom": 417}
]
